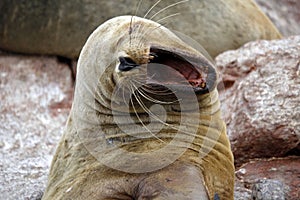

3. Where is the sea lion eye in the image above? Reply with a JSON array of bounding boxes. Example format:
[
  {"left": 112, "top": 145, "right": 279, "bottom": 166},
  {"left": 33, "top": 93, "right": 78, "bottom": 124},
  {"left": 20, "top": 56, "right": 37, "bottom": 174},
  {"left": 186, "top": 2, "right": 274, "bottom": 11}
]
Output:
[{"left": 118, "top": 57, "right": 138, "bottom": 71}]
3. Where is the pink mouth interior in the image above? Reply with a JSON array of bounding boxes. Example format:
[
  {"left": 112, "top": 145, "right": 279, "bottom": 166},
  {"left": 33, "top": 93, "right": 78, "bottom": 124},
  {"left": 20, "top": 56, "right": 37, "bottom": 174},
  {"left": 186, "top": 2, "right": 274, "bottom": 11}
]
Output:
[{"left": 147, "top": 48, "right": 206, "bottom": 89}]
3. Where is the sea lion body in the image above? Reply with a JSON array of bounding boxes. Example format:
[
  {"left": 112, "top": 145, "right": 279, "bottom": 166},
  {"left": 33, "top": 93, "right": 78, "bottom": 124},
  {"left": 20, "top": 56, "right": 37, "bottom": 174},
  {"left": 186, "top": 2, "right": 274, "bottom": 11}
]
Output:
[
  {"left": 0, "top": 0, "right": 281, "bottom": 58},
  {"left": 42, "top": 16, "right": 234, "bottom": 200}
]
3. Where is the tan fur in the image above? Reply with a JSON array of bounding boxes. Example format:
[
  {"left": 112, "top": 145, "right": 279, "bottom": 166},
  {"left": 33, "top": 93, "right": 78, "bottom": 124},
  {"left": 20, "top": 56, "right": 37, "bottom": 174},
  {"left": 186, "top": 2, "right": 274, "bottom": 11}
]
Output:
[{"left": 42, "top": 16, "right": 234, "bottom": 200}]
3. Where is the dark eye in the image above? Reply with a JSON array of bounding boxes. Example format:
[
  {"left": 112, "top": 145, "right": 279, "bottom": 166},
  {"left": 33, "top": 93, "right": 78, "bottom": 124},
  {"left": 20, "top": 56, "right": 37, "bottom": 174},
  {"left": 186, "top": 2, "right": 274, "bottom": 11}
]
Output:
[{"left": 118, "top": 57, "right": 138, "bottom": 71}]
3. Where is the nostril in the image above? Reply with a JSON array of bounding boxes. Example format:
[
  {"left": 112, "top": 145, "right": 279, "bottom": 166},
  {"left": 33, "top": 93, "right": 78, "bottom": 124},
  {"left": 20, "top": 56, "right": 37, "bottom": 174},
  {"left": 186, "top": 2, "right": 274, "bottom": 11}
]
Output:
[{"left": 118, "top": 57, "right": 139, "bottom": 71}]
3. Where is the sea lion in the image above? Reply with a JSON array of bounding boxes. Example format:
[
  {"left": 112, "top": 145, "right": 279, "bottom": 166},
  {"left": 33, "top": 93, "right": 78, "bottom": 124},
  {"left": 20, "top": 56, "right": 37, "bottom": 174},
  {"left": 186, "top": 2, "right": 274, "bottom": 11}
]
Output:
[
  {"left": 0, "top": 0, "right": 281, "bottom": 59},
  {"left": 42, "top": 16, "right": 234, "bottom": 200}
]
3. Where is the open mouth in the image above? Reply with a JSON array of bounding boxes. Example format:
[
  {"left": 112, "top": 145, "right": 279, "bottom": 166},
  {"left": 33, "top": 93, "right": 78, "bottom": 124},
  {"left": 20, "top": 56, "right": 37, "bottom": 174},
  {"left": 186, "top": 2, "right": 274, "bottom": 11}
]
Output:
[
  {"left": 146, "top": 47, "right": 215, "bottom": 93},
  {"left": 118, "top": 47, "right": 216, "bottom": 94}
]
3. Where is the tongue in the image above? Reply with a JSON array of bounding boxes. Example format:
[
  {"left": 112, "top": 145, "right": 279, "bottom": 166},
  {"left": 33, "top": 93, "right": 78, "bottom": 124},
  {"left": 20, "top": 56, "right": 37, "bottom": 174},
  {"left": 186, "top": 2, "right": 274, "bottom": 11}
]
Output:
[
  {"left": 146, "top": 63, "right": 187, "bottom": 85},
  {"left": 146, "top": 61, "right": 205, "bottom": 88}
]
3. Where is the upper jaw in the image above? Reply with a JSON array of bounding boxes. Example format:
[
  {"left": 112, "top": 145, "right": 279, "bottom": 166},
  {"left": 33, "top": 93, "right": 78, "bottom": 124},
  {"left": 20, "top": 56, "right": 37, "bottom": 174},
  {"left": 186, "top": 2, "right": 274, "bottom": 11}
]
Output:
[
  {"left": 145, "top": 47, "right": 217, "bottom": 94},
  {"left": 115, "top": 46, "right": 217, "bottom": 95}
]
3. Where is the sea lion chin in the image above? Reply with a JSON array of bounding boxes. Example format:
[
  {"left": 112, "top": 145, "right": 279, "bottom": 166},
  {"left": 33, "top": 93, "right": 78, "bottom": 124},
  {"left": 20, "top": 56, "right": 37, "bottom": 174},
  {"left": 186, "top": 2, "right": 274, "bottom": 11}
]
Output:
[{"left": 42, "top": 16, "right": 234, "bottom": 200}]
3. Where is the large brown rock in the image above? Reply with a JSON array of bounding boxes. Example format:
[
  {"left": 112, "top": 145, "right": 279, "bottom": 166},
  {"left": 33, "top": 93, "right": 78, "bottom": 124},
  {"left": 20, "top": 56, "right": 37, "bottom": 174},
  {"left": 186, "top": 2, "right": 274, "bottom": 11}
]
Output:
[
  {"left": 216, "top": 36, "right": 300, "bottom": 166},
  {"left": 235, "top": 157, "right": 300, "bottom": 200},
  {"left": 0, "top": 53, "right": 73, "bottom": 199},
  {"left": 255, "top": 0, "right": 300, "bottom": 36},
  {"left": 0, "top": 0, "right": 281, "bottom": 59}
]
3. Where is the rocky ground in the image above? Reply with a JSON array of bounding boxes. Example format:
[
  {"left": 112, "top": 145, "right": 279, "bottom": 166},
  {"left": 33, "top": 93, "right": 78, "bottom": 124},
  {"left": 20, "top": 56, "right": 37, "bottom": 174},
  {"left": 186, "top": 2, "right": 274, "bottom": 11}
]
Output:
[
  {"left": 217, "top": 35, "right": 300, "bottom": 200},
  {"left": 0, "top": 55, "right": 73, "bottom": 199},
  {"left": 0, "top": 1, "right": 299, "bottom": 200}
]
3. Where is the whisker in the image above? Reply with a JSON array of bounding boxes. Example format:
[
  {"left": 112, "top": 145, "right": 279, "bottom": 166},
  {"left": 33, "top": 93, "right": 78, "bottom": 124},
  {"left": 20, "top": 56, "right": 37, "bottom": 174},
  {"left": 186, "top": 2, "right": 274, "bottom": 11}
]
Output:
[
  {"left": 131, "top": 80, "right": 175, "bottom": 104},
  {"left": 129, "top": 2, "right": 187, "bottom": 66},
  {"left": 130, "top": 85, "right": 166, "bottom": 143},
  {"left": 136, "top": 23, "right": 168, "bottom": 49},
  {"left": 141, "top": 84, "right": 174, "bottom": 95},
  {"left": 131, "top": 0, "right": 161, "bottom": 45},
  {"left": 115, "top": 83, "right": 201, "bottom": 144},
  {"left": 132, "top": 85, "right": 169, "bottom": 126},
  {"left": 129, "top": 16, "right": 134, "bottom": 47},
  {"left": 113, "top": 77, "right": 131, "bottom": 107},
  {"left": 129, "top": 81, "right": 197, "bottom": 138},
  {"left": 143, "top": 0, "right": 162, "bottom": 19},
  {"left": 129, "top": 0, "right": 145, "bottom": 46},
  {"left": 132, "top": 85, "right": 196, "bottom": 137},
  {"left": 142, "top": 86, "right": 175, "bottom": 96},
  {"left": 143, "top": 88, "right": 181, "bottom": 104},
  {"left": 133, "top": 75, "right": 178, "bottom": 96},
  {"left": 132, "top": 23, "right": 145, "bottom": 48},
  {"left": 156, "top": 12, "right": 181, "bottom": 23},
  {"left": 134, "top": 15, "right": 171, "bottom": 49},
  {"left": 122, "top": 83, "right": 130, "bottom": 107},
  {"left": 149, "top": 0, "right": 189, "bottom": 20},
  {"left": 135, "top": 84, "right": 177, "bottom": 97},
  {"left": 131, "top": 78, "right": 174, "bottom": 96},
  {"left": 134, "top": 0, "right": 144, "bottom": 17}
]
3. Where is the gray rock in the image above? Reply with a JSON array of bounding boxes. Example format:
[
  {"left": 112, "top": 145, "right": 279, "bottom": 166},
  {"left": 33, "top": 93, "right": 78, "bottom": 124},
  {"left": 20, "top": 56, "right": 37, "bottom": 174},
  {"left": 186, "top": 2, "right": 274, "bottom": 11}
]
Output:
[
  {"left": 0, "top": 53, "right": 73, "bottom": 200},
  {"left": 0, "top": 0, "right": 281, "bottom": 59},
  {"left": 234, "top": 178, "right": 252, "bottom": 200},
  {"left": 216, "top": 36, "right": 300, "bottom": 166},
  {"left": 235, "top": 157, "right": 299, "bottom": 200},
  {"left": 28, "top": 190, "right": 44, "bottom": 200},
  {"left": 252, "top": 179, "right": 286, "bottom": 200}
]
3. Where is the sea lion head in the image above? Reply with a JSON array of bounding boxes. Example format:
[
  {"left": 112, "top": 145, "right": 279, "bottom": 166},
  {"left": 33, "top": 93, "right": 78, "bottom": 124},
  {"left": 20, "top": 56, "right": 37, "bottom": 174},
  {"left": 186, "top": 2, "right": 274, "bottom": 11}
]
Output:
[
  {"left": 115, "top": 16, "right": 217, "bottom": 96},
  {"left": 72, "top": 16, "right": 221, "bottom": 173},
  {"left": 75, "top": 15, "right": 217, "bottom": 111}
]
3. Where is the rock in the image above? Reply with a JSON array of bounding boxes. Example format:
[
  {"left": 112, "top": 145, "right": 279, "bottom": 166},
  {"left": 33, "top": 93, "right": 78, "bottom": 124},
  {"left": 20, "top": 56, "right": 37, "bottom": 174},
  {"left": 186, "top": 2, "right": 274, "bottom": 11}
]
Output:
[
  {"left": 235, "top": 157, "right": 300, "bottom": 200},
  {"left": 234, "top": 178, "right": 252, "bottom": 200},
  {"left": 255, "top": 0, "right": 300, "bottom": 36},
  {"left": 252, "top": 179, "right": 286, "bottom": 200},
  {"left": 0, "top": 53, "right": 73, "bottom": 199},
  {"left": 216, "top": 36, "right": 300, "bottom": 166},
  {"left": 28, "top": 190, "right": 44, "bottom": 200},
  {"left": 0, "top": 0, "right": 281, "bottom": 59}
]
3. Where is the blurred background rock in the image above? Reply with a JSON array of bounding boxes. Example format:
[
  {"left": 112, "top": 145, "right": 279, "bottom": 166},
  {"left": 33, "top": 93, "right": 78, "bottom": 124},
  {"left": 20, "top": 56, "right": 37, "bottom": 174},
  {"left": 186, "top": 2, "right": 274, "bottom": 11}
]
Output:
[{"left": 0, "top": 0, "right": 282, "bottom": 59}]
